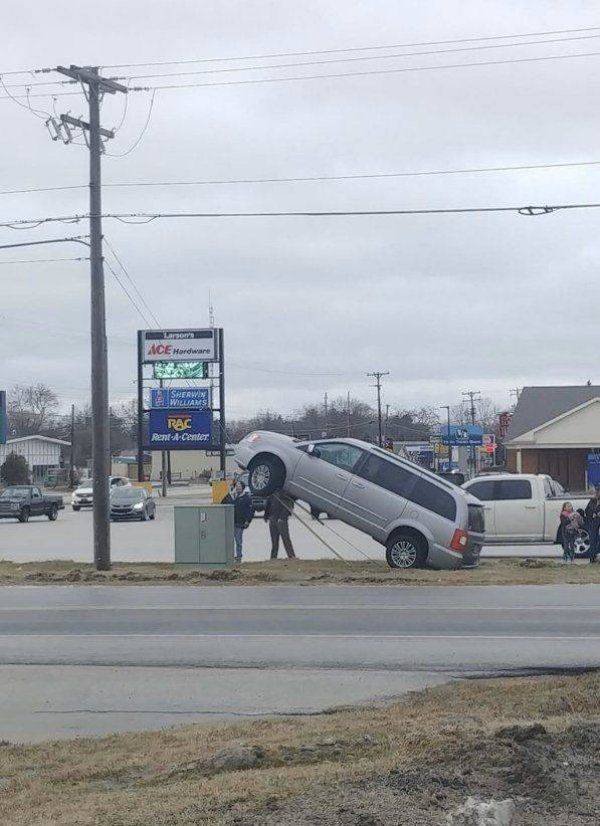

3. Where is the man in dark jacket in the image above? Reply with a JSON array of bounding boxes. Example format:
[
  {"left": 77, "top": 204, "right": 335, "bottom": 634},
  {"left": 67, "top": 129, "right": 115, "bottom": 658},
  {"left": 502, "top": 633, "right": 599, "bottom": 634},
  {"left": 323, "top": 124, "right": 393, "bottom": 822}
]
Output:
[
  {"left": 584, "top": 486, "right": 600, "bottom": 563},
  {"left": 264, "top": 491, "right": 296, "bottom": 559},
  {"left": 223, "top": 480, "right": 254, "bottom": 562}
]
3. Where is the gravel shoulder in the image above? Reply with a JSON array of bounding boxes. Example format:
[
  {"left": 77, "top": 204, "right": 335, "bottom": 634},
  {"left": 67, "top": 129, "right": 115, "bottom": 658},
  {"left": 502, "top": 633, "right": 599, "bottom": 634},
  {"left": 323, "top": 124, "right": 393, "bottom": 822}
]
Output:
[
  {"left": 1, "top": 557, "right": 600, "bottom": 586},
  {"left": 1, "top": 671, "right": 599, "bottom": 825}
]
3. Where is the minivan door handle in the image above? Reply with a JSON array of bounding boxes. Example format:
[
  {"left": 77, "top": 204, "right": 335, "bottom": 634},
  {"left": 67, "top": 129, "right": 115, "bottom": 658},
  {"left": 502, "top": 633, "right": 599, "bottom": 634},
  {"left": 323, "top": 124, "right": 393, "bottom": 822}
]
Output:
[
  {"left": 351, "top": 481, "right": 365, "bottom": 489},
  {"left": 335, "top": 472, "right": 348, "bottom": 480}
]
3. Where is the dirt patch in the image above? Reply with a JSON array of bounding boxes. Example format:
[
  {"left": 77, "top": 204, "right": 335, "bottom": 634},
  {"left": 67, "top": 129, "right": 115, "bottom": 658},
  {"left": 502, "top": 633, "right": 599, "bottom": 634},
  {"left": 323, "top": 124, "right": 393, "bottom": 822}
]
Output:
[
  {"left": 2, "top": 557, "right": 600, "bottom": 587},
  {"left": 1, "top": 673, "right": 600, "bottom": 825}
]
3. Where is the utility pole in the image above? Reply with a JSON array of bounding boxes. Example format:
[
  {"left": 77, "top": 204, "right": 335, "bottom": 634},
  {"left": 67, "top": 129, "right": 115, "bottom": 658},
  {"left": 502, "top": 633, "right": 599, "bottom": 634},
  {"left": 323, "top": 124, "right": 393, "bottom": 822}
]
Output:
[
  {"left": 323, "top": 392, "right": 328, "bottom": 438},
  {"left": 53, "top": 66, "right": 128, "bottom": 571},
  {"left": 440, "top": 405, "right": 451, "bottom": 471},
  {"left": 69, "top": 404, "right": 75, "bottom": 489},
  {"left": 346, "top": 390, "right": 351, "bottom": 436},
  {"left": 462, "top": 390, "right": 481, "bottom": 477},
  {"left": 367, "top": 371, "right": 390, "bottom": 446},
  {"left": 384, "top": 404, "right": 390, "bottom": 442}
]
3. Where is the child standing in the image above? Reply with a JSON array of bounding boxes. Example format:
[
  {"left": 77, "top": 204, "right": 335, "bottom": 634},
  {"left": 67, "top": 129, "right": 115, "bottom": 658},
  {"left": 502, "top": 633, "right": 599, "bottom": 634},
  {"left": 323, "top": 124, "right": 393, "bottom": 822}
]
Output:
[{"left": 560, "top": 502, "right": 582, "bottom": 562}]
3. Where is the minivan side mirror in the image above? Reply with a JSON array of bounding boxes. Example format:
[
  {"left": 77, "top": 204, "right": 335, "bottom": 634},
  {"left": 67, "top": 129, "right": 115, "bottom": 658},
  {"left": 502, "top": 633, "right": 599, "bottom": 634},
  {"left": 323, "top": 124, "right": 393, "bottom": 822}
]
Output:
[{"left": 307, "top": 444, "right": 321, "bottom": 458}]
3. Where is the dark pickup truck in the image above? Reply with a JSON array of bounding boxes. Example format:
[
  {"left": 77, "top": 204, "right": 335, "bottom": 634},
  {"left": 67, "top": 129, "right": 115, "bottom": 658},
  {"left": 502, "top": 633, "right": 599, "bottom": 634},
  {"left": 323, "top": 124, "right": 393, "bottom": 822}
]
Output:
[{"left": 0, "top": 486, "right": 63, "bottom": 522}]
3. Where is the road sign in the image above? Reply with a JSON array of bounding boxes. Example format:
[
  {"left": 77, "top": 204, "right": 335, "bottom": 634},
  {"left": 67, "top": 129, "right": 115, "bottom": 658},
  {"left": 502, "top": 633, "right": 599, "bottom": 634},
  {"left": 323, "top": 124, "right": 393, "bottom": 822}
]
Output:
[
  {"left": 147, "top": 409, "right": 213, "bottom": 450},
  {"left": 440, "top": 424, "right": 484, "bottom": 446},
  {"left": 151, "top": 387, "right": 210, "bottom": 409},
  {"left": 142, "top": 329, "right": 218, "bottom": 363}
]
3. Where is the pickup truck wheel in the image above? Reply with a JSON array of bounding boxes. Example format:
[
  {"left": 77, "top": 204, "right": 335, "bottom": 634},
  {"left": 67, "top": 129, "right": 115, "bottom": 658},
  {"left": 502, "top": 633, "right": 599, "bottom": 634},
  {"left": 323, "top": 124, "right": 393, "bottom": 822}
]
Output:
[
  {"left": 248, "top": 456, "right": 285, "bottom": 497},
  {"left": 574, "top": 529, "right": 591, "bottom": 558},
  {"left": 386, "top": 531, "right": 427, "bottom": 569},
  {"left": 48, "top": 505, "right": 59, "bottom": 521},
  {"left": 18, "top": 507, "right": 30, "bottom": 524}
]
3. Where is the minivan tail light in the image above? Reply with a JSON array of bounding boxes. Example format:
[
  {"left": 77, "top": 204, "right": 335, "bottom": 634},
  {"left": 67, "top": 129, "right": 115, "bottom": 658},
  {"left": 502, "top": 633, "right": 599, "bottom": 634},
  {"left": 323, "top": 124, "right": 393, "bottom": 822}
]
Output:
[{"left": 450, "top": 529, "right": 469, "bottom": 552}]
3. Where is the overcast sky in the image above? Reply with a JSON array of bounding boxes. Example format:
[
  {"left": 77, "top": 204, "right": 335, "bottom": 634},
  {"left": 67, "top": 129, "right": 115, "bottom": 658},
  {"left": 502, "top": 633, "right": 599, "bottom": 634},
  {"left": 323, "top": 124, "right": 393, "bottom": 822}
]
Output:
[{"left": 2, "top": 1, "right": 600, "bottom": 420}]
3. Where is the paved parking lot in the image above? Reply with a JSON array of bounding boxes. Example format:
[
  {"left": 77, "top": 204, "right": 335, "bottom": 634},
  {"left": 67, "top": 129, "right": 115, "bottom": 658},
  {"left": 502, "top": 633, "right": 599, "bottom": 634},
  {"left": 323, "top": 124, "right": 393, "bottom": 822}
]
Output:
[{"left": 0, "top": 490, "right": 563, "bottom": 563}]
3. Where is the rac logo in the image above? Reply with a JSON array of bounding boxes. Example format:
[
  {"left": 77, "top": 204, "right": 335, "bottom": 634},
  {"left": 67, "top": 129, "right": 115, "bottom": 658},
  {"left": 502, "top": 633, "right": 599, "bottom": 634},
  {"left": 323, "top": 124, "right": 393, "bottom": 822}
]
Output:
[
  {"left": 167, "top": 415, "right": 192, "bottom": 432},
  {"left": 148, "top": 343, "right": 172, "bottom": 355}
]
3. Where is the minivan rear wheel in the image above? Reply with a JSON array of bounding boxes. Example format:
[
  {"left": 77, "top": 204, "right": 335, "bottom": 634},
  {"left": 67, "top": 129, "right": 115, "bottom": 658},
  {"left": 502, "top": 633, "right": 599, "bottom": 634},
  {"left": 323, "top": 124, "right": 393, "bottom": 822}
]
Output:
[
  {"left": 386, "top": 531, "right": 427, "bottom": 569},
  {"left": 248, "top": 456, "right": 285, "bottom": 497}
]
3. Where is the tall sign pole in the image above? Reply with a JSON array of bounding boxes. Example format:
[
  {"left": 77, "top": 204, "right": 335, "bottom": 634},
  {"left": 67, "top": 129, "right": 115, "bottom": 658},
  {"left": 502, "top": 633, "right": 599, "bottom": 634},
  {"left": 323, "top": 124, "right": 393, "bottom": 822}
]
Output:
[
  {"left": 137, "top": 330, "right": 145, "bottom": 483},
  {"left": 54, "top": 65, "right": 128, "bottom": 570},
  {"left": 218, "top": 328, "right": 226, "bottom": 474}
]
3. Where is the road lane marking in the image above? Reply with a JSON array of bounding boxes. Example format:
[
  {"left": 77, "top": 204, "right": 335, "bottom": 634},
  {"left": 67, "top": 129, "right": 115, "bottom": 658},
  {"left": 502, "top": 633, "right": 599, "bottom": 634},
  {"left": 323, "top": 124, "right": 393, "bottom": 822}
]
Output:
[
  {"left": 1, "top": 633, "right": 599, "bottom": 640},
  {"left": 0, "top": 605, "right": 598, "bottom": 611}
]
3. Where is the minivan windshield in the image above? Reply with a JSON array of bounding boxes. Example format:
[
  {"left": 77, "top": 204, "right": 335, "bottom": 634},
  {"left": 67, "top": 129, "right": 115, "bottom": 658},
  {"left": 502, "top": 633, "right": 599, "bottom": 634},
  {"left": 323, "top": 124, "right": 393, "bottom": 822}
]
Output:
[{"left": 111, "top": 487, "right": 144, "bottom": 503}]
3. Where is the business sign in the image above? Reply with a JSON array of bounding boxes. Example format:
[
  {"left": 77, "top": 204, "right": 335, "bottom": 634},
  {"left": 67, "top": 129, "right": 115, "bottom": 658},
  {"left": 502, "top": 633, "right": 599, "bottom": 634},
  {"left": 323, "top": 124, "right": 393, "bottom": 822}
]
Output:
[
  {"left": 147, "top": 409, "right": 212, "bottom": 450},
  {"left": 440, "top": 424, "right": 484, "bottom": 446},
  {"left": 142, "top": 329, "right": 217, "bottom": 363},
  {"left": 153, "top": 361, "right": 208, "bottom": 379},
  {"left": 0, "top": 391, "right": 6, "bottom": 445},
  {"left": 151, "top": 387, "right": 210, "bottom": 410},
  {"left": 498, "top": 411, "right": 512, "bottom": 438}
]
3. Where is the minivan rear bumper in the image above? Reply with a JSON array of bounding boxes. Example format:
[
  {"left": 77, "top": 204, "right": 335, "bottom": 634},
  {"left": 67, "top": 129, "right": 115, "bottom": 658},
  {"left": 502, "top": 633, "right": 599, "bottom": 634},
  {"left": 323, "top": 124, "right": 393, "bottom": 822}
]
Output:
[{"left": 428, "top": 531, "right": 485, "bottom": 570}]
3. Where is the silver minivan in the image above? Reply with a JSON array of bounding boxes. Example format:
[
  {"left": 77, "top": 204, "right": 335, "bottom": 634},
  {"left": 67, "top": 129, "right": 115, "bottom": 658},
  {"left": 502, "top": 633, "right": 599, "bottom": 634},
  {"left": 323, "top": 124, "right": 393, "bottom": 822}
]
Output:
[{"left": 235, "top": 432, "right": 485, "bottom": 569}]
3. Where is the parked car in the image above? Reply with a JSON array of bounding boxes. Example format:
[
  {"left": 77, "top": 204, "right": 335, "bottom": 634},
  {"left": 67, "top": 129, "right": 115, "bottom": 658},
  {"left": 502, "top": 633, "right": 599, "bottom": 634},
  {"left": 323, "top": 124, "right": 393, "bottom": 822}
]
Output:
[
  {"left": 110, "top": 486, "right": 156, "bottom": 521},
  {"left": 0, "top": 486, "right": 63, "bottom": 522},
  {"left": 72, "top": 476, "right": 131, "bottom": 511},
  {"left": 462, "top": 473, "right": 590, "bottom": 555},
  {"left": 235, "top": 431, "right": 484, "bottom": 569}
]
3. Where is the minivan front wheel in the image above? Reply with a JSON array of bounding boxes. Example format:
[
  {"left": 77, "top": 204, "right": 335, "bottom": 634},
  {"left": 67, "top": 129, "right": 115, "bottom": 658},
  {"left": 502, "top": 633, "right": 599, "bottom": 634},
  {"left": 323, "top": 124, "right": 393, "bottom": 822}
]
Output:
[
  {"left": 386, "top": 531, "right": 427, "bottom": 569},
  {"left": 248, "top": 456, "right": 285, "bottom": 497}
]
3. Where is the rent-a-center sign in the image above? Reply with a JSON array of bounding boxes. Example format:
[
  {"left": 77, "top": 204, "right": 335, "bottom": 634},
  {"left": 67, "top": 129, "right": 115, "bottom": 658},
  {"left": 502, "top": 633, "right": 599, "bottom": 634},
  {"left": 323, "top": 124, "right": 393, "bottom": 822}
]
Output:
[{"left": 142, "top": 329, "right": 218, "bottom": 363}]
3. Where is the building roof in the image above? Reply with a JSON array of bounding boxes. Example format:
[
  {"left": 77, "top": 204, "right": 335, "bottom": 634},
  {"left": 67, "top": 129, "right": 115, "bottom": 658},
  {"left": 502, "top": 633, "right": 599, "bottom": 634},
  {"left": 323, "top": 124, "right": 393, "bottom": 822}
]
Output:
[
  {"left": 507, "top": 386, "right": 600, "bottom": 441},
  {"left": 5, "top": 435, "right": 70, "bottom": 447}
]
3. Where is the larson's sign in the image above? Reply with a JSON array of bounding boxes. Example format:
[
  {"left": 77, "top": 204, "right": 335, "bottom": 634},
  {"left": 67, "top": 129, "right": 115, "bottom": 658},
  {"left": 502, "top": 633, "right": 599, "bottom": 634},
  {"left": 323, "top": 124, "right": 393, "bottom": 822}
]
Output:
[{"left": 142, "top": 329, "right": 217, "bottom": 363}]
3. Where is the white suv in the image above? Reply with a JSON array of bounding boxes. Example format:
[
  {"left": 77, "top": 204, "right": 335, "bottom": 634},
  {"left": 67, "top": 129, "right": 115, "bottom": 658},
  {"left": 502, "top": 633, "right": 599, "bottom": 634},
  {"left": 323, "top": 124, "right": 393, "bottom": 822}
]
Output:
[{"left": 72, "top": 476, "right": 131, "bottom": 511}]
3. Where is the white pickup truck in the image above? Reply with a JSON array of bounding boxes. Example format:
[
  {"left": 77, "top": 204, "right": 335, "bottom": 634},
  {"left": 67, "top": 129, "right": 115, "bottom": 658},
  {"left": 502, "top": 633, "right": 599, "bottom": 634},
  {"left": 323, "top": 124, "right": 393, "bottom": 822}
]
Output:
[{"left": 462, "top": 473, "right": 591, "bottom": 550}]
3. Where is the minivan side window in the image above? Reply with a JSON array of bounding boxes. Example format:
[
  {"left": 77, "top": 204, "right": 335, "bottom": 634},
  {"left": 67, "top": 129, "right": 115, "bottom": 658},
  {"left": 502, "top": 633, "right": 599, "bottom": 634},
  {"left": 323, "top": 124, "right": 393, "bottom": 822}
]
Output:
[
  {"left": 495, "top": 479, "right": 532, "bottom": 500},
  {"left": 358, "top": 453, "right": 457, "bottom": 521},
  {"left": 357, "top": 453, "right": 416, "bottom": 496},
  {"left": 315, "top": 443, "right": 364, "bottom": 472},
  {"left": 466, "top": 480, "right": 496, "bottom": 501}
]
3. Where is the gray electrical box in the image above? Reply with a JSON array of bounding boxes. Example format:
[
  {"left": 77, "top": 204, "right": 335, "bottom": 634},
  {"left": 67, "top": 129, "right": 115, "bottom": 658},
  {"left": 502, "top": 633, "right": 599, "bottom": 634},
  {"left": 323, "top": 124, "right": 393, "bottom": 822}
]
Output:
[{"left": 174, "top": 505, "right": 234, "bottom": 568}]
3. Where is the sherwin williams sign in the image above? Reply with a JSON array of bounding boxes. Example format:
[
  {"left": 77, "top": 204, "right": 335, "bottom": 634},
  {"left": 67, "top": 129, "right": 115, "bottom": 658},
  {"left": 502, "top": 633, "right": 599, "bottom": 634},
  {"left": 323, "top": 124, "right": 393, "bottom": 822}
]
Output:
[
  {"left": 148, "top": 409, "right": 212, "bottom": 449},
  {"left": 151, "top": 387, "right": 210, "bottom": 409},
  {"left": 143, "top": 329, "right": 217, "bottom": 362}
]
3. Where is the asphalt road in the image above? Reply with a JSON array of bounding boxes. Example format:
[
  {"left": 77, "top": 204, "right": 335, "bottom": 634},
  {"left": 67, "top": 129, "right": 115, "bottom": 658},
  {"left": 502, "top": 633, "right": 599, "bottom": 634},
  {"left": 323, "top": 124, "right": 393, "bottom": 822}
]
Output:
[
  {"left": 2, "top": 583, "right": 599, "bottom": 741},
  {"left": 0, "top": 494, "right": 564, "bottom": 562}
]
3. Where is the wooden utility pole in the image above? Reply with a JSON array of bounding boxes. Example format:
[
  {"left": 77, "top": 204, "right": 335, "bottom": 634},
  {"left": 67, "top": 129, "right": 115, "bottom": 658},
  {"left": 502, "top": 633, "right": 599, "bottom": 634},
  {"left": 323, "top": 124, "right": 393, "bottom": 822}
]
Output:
[
  {"left": 54, "top": 65, "right": 128, "bottom": 570},
  {"left": 69, "top": 404, "right": 75, "bottom": 489},
  {"left": 367, "top": 371, "right": 390, "bottom": 446}
]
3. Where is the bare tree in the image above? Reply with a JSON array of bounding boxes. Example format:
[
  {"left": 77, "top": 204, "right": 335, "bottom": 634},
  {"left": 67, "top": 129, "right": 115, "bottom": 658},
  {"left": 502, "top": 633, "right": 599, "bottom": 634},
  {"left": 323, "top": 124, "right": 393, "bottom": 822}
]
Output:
[{"left": 8, "top": 383, "right": 59, "bottom": 436}]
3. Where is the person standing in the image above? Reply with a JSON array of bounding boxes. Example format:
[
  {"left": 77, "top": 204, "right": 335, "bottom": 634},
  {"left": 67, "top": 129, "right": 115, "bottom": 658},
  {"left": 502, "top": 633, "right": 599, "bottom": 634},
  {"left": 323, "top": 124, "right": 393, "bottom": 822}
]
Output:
[
  {"left": 584, "top": 486, "right": 600, "bottom": 563},
  {"left": 264, "top": 491, "right": 296, "bottom": 559},
  {"left": 559, "top": 502, "right": 582, "bottom": 563},
  {"left": 223, "top": 480, "right": 254, "bottom": 563}
]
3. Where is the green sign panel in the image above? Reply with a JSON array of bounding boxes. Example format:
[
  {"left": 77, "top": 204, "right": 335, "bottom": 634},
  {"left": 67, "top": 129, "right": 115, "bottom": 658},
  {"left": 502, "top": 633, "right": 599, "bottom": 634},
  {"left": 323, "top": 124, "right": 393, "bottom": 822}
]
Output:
[{"left": 153, "top": 361, "right": 208, "bottom": 379}]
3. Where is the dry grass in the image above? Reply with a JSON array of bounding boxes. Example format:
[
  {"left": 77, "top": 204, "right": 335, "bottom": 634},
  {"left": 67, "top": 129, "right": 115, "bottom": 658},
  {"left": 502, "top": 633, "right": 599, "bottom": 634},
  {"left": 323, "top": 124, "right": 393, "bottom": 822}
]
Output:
[
  {"left": 0, "top": 556, "right": 599, "bottom": 587},
  {"left": 1, "top": 671, "right": 599, "bottom": 825}
]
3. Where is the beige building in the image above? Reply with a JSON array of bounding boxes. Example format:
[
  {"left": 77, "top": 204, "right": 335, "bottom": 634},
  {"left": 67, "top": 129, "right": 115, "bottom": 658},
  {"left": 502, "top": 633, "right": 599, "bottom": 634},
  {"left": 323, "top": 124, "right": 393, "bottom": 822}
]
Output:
[
  {"left": 506, "top": 385, "right": 600, "bottom": 490},
  {"left": 150, "top": 449, "right": 236, "bottom": 482}
]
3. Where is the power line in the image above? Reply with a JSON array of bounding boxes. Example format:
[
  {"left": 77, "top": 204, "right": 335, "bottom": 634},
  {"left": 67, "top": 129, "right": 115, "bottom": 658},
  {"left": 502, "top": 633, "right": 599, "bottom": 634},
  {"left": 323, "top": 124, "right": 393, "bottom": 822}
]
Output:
[
  {"left": 104, "top": 258, "right": 153, "bottom": 326},
  {"left": 3, "top": 156, "right": 600, "bottom": 199},
  {"left": 104, "top": 90, "right": 156, "bottom": 157},
  {"left": 138, "top": 48, "right": 600, "bottom": 93},
  {"left": 5, "top": 45, "right": 600, "bottom": 102},
  {"left": 6, "top": 32, "right": 600, "bottom": 90},
  {"left": 114, "top": 32, "right": 600, "bottom": 82},
  {"left": 102, "top": 23, "right": 600, "bottom": 69},
  {"left": 0, "top": 256, "right": 86, "bottom": 264},
  {"left": 103, "top": 237, "right": 161, "bottom": 326},
  {"left": 3, "top": 201, "right": 600, "bottom": 228}
]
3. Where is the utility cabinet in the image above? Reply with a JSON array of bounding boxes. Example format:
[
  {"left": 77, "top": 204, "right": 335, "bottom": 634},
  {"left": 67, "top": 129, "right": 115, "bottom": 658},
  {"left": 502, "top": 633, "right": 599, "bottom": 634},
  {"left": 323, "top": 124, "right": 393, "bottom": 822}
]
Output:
[{"left": 174, "top": 505, "right": 234, "bottom": 568}]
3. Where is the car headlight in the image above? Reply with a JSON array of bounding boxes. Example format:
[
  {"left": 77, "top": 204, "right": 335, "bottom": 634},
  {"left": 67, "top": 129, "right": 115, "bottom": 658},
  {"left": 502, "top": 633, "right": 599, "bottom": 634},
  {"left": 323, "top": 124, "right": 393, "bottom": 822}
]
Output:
[{"left": 133, "top": 502, "right": 144, "bottom": 510}]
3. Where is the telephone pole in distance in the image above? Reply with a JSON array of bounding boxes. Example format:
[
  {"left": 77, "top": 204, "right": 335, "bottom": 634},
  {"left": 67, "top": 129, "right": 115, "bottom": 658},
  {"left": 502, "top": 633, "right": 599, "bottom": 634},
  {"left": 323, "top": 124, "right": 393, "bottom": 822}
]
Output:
[
  {"left": 53, "top": 65, "right": 128, "bottom": 570},
  {"left": 367, "top": 371, "right": 390, "bottom": 446},
  {"left": 462, "top": 389, "right": 482, "bottom": 476}
]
